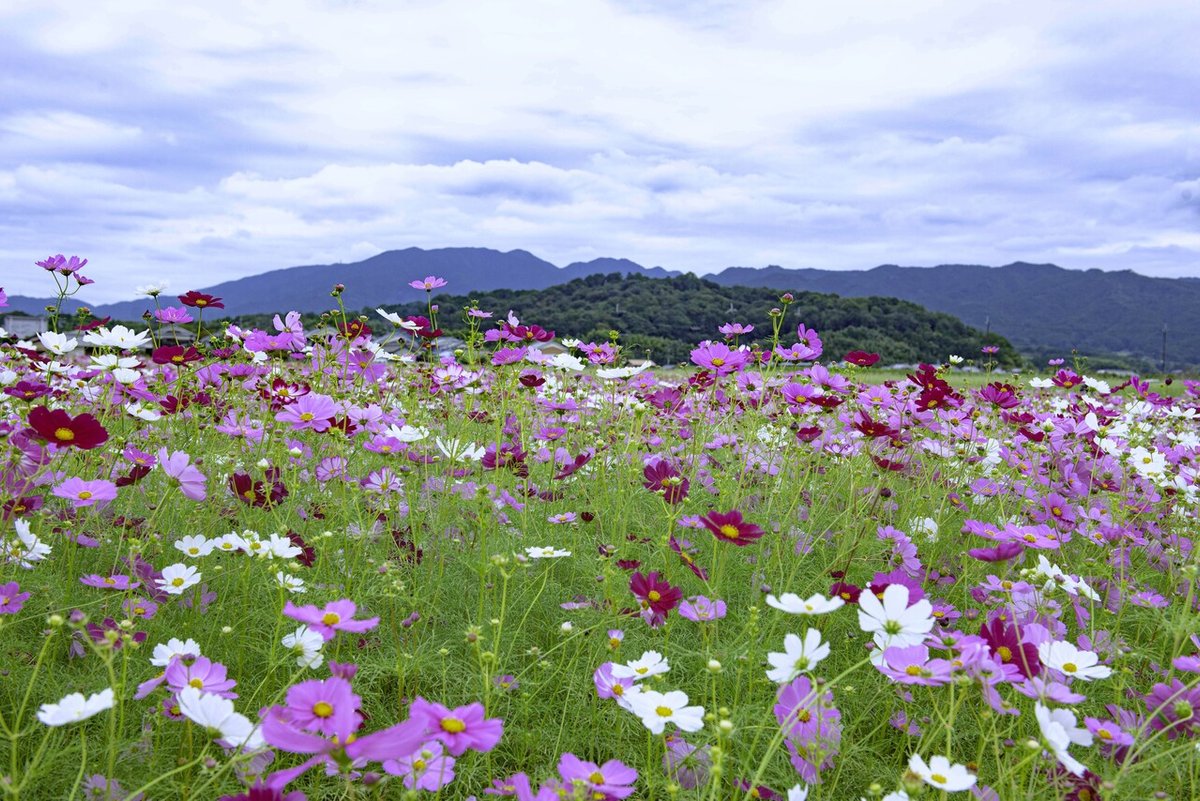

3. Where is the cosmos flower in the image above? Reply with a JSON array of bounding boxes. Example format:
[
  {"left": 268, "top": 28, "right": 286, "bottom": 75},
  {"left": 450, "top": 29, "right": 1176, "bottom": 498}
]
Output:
[
  {"left": 408, "top": 698, "right": 504, "bottom": 755},
  {"left": 908, "top": 754, "right": 976, "bottom": 792},
  {"left": 37, "top": 688, "right": 114, "bottom": 726},
  {"left": 282, "top": 599, "right": 379, "bottom": 641}
]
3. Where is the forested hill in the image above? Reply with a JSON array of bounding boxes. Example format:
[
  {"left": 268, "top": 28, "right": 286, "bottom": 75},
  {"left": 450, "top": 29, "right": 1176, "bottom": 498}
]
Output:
[{"left": 378, "top": 273, "right": 1018, "bottom": 366}]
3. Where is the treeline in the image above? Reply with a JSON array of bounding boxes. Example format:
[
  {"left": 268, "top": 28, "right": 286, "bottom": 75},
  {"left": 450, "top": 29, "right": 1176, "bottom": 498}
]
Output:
[{"left": 376, "top": 272, "right": 1020, "bottom": 366}]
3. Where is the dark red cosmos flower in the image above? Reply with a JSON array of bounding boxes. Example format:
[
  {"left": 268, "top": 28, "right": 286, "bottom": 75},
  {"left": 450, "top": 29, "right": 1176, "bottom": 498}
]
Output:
[
  {"left": 518, "top": 371, "right": 545, "bottom": 388},
  {"left": 286, "top": 531, "right": 316, "bottom": 568},
  {"left": 178, "top": 291, "right": 224, "bottom": 309},
  {"left": 2, "top": 495, "right": 43, "bottom": 519},
  {"left": 114, "top": 465, "right": 152, "bottom": 487},
  {"left": 4, "top": 381, "right": 51, "bottom": 401},
  {"left": 700, "top": 509, "right": 765, "bottom": 546},
  {"left": 218, "top": 783, "right": 306, "bottom": 801},
  {"left": 852, "top": 413, "right": 896, "bottom": 439},
  {"left": 152, "top": 346, "right": 203, "bottom": 366},
  {"left": 630, "top": 571, "right": 682, "bottom": 616},
  {"left": 795, "top": 426, "right": 822, "bottom": 442},
  {"left": 28, "top": 405, "right": 109, "bottom": 449},
  {"left": 844, "top": 350, "right": 880, "bottom": 367},
  {"left": 403, "top": 316, "right": 441, "bottom": 339},
  {"left": 337, "top": 320, "right": 372, "bottom": 340},
  {"left": 979, "top": 616, "right": 1040, "bottom": 678},
  {"left": 555, "top": 451, "right": 594, "bottom": 480},
  {"left": 829, "top": 582, "right": 862, "bottom": 604},
  {"left": 643, "top": 460, "right": 689, "bottom": 504},
  {"left": 74, "top": 315, "right": 112, "bottom": 332}
]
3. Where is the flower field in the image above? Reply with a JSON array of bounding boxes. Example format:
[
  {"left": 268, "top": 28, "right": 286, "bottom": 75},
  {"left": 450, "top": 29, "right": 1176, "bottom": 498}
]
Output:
[{"left": 1, "top": 263, "right": 1199, "bottom": 801}]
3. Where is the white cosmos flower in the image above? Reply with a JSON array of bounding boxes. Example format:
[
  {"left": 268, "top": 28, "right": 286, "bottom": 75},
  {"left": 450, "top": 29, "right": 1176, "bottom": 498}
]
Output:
[
  {"left": 1037, "top": 641, "right": 1111, "bottom": 681},
  {"left": 176, "top": 687, "right": 263, "bottom": 749},
  {"left": 1035, "top": 701, "right": 1092, "bottom": 776},
  {"left": 262, "top": 532, "right": 302, "bottom": 560},
  {"left": 156, "top": 563, "right": 201, "bottom": 595},
  {"left": 766, "top": 592, "right": 845, "bottom": 616},
  {"left": 276, "top": 571, "right": 307, "bottom": 593},
  {"left": 627, "top": 689, "right": 704, "bottom": 734},
  {"left": 596, "top": 363, "right": 652, "bottom": 380},
  {"left": 610, "top": 651, "right": 670, "bottom": 681},
  {"left": 37, "top": 331, "right": 78, "bottom": 355},
  {"left": 37, "top": 688, "right": 114, "bottom": 726},
  {"left": 150, "top": 638, "right": 203, "bottom": 667},
  {"left": 385, "top": 424, "right": 429, "bottom": 443},
  {"left": 525, "top": 546, "right": 571, "bottom": 559},
  {"left": 436, "top": 437, "right": 485, "bottom": 462},
  {"left": 5, "top": 519, "right": 51, "bottom": 569},
  {"left": 112, "top": 368, "right": 141, "bottom": 385},
  {"left": 766, "top": 629, "right": 830, "bottom": 684},
  {"left": 174, "top": 535, "right": 213, "bottom": 559},
  {"left": 908, "top": 753, "right": 976, "bottom": 792},
  {"left": 282, "top": 625, "right": 325, "bottom": 669},
  {"left": 857, "top": 584, "right": 935, "bottom": 654},
  {"left": 376, "top": 308, "right": 421, "bottom": 331},
  {"left": 546, "top": 353, "right": 586, "bottom": 372},
  {"left": 787, "top": 785, "right": 810, "bottom": 801},
  {"left": 124, "top": 402, "right": 161, "bottom": 422}
]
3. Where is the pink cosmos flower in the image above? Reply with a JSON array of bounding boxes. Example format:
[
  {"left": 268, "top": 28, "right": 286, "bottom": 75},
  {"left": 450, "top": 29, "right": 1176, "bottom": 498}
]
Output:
[
  {"left": 409, "top": 275, "right": 448, "bottom": 291},
  {"left": 52, "top": 478, "right": 118, "bottom": 508},
  {"left": 157, "top": 448, "right": 207, "bottom": 501},
  {"left": 283, "top": 600, "right": 379, "bottom": 641},
  {"left": 274, "top": 393, "right": 339, "bottom": 433},
  {"left": 383, "top": 741, "right": 456, "bottom": 790},
  {"left": 557, "top": 753, "right": 637, "bottom": 799},
  {"left": 165, "top": 656, "right": 238, "bottom": 699},
  {"left": 262, "top": 676, "right": 426, "bottom": 789},
  {"left": 689, "top": 341, "right": 749, "bottom": 376},
  {"left": 0, "top": 582, "right": 30, "bottom": 614},
  {"left": 408, "top": 698, "right": 503, "bottom": 756},
  {"left": 80, "top": 574, "right": 140, "bottom": 591}
]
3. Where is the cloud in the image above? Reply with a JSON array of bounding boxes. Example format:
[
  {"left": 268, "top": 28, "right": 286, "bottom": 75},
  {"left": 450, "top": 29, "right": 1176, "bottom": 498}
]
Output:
[{"left": 1, "top": 0, "right": 1199, "bottom": 301}]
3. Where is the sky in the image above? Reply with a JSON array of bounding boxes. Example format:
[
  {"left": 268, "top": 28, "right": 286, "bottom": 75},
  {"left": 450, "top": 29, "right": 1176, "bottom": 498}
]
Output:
[{"left": 2, "top": 0, "right": 1199, "bottom": 303}]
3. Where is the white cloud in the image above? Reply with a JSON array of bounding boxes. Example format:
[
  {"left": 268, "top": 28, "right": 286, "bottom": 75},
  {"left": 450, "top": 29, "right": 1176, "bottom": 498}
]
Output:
[{"left": 1, "top": 0, "right": 1199, "bottom": 300}]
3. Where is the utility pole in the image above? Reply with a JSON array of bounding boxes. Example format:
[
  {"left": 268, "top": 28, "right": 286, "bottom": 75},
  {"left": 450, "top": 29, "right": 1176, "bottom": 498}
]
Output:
[{"left": 1162, "top": 323, "right": 1168, "bottom": 373}]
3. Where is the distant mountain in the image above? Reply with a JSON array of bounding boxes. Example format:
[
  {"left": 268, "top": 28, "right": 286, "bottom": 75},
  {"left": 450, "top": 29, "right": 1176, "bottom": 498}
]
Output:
[
  {"left": 3, "top": 295, "right": 85, "bottom": 316},
  {"left": 707, "top": 262, "right": 1199, "bottom": 367},
  {"left": 9, "top": 248, "right": 677, "bottom": 320}
]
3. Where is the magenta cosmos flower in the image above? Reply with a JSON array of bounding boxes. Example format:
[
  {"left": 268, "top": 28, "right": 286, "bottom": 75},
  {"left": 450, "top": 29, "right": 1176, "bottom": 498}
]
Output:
[
  {"left": 283, "top": 600, "right": 379, "bottom": 641},
  {"left": 689, "top": 341, "right": 749, "bottom": 376},
  {"left": 52, "top": 478, "right": 117, "bottom": 508},
  {"left": 700, "top": 509, "right": 765, "bottom": 546},
  {"left": 80, "top": 574, "right": 140, "bottom": 591},
  {"left": 408, "top": 698, "right": 504, "bottom": 756},
  {"left": 158, "top": 448, "right": 207, "bottom": 501}
]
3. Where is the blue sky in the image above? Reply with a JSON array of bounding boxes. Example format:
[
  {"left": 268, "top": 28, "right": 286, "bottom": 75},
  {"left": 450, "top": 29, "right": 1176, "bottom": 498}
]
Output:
[{"left": 2, "top": 0, "right": 1198, "bottom": 301}]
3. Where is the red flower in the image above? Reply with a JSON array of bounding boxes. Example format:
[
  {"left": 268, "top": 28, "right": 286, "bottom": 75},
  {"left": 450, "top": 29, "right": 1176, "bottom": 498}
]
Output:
[
  {"left": 844, "top": 350, "right": 880, "bottom": 367},
  {"left": 700, "top": 509, "right": 765, "bottom": 546},
  {"left": 829, "top": 582, "right": 861, "bottom": 604},
  {"left": 152, "top": 346, "right": 203, "bottom": 366},
  {"left": 178, "top": 291, "right": 224, "bottom": 309},
  {"left": 629, "top": 571, "right": 682, "bottom": 616},
  {"left": 28, "top": 405, "right": 109, "bottom": 449}
]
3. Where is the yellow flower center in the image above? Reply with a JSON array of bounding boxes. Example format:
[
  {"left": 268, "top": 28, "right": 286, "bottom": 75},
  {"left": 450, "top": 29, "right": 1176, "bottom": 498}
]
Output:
[
  {"left": 104, "top": 577, "right": 116, "bottom": 585},
  {"left": 1062, "top": 662, "right": 1077, "bottom": 673},
  {"left": 313, "top": 702, "right": 334, "bottom": 718},
  {"left": 647, "top": 590, "right": 661, "bottom": 602},
  {"left": 300, "top": 412, "right": 315, "bottom": 421},
  {"left": 905, "top": 665, "right": 921, "bottom": 676},
  {"left": 997, "top": 646, "right": 1012, "bottom": 662},
  {"left": 413, "top": 758, "right": 427, "bottom": 770},
  {"left": 171, "top": 577, "right": 185, "bottom": 587},
  {"left": 1097, "top": 729, "right": 1112, "bottom": 740},
  {"left": 55, "top": 427, "right": 76, "bottom": 441},
  {"left": 710, "top": 358, "right": 725, "bottom": 367},
  {"left": 441, "top": 717, "right": 467, "bottom": 733},
  {"left": 78, "top": 491, "right": 93, "bottom": 500},
  {"left": 322, "top": 612, "right": 341, "bottom": 626},
  {"left": 931, "top": 773, "right": 947, "bottom": 785},
  {"left": 589, "top": 771, "right": 605, "bottom": 784},
  {"left": 655, "top": 706, "right": 673, "bottom": 718},
  {"left": 189, "top": 678, "right": 204, "bottom": 688},
  {"left": 719, "top": 524, "right": 740, "bottom": 539}
]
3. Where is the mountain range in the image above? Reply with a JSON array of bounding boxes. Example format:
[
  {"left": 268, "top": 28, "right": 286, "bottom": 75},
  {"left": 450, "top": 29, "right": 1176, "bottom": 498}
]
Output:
[{"left": 4, "top": 247, "right": 1198, "bottom": 366}]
